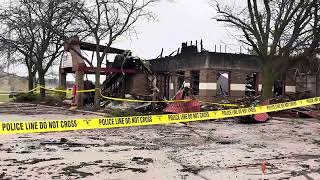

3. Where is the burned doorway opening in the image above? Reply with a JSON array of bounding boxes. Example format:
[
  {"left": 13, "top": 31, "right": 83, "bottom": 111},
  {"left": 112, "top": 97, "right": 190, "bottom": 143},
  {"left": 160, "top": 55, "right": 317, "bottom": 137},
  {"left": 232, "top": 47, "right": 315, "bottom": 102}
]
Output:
[
  {"left": 273, "top": 74, "right": 286, "bottom": 97},
  {"left": 296, "top": 73, "right": 317, "bottom": 98},
  {"left": 273, "top": 80, "right": 284, "bottom": 97},
  {"left": 217, "top": 71, "right": 230, "bottom": 97},
  {"left": 177, "top": 71, "right": 185, "bottom": 90},
  {"left": 157, "top": 73, "right": 170, "bottom": 100},
  {"left": 245, "top": 73, "right": 257, "bottom": 96},
  {"left": 191, "top": 71, "right": 199, "bottom": 95}
]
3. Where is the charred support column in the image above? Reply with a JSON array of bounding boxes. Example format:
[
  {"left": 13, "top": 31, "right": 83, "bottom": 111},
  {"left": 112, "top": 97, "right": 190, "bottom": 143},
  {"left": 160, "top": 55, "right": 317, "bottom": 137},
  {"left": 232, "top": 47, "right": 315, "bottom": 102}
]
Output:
[
  {"left": 59, "top": 73, "right": 67, "bottom": 89},
  {"left": 121, "top": 74, "right": 126, "bottom": 98}
]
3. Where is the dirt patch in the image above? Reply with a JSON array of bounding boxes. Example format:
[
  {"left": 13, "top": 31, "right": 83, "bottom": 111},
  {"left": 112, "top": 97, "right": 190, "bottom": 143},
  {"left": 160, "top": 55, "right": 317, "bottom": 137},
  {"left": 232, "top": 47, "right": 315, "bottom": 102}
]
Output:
[
  {"left": 1, "top": 104, "right": 320, "bottom": 180},
  {"left": 60, "top": 162, "right": 96, "bottom": 178},
  {"left": 180, "top": 166, "right": 207, "bottom": 174},
  {"left": 40, "top": 138, "right": 100, "bottom": 148},
  {"left": 5, "top": 158, "right": 62, "bottom": 165},
  {"left": 313, "top": 139, "right": 320, "bottom": 145},
  {"left": 99, "top": 163, "right": 147, "bottom": 173},
  {"left": 215, "top": 139, "right": 240, "bottom": 145},
  {"left": 131, "top": 157, "right": 154, "bottom": 165},
  {"left": 0, "top": 172, "right": 11, "bottom": 180}
]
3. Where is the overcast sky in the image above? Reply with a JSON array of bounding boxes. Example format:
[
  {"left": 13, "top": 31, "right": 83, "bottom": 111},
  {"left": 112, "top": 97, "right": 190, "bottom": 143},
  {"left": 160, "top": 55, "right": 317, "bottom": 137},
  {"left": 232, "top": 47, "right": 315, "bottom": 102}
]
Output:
[
  {"left": 4, "top": 0, "right": 242, "bottom": 78},
  {"left": 111, "top": 0, "right": 240, "bottom": 59}
]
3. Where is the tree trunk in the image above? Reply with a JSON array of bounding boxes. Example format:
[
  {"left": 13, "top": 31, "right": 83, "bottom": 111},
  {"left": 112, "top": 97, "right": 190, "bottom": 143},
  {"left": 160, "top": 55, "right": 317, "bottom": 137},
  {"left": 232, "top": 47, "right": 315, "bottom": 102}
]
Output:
[
  {"left": 94, "top": 68, "right": 101, "bottom": 109},
  {"left": 38, "top": 71, "right": 46, "bottom": 98},
  {"left": 28, "top": 71, "right": 34, "bottom": 92},
  {"left": 261, "top": 64, "right": 274, "bottom": 100}
]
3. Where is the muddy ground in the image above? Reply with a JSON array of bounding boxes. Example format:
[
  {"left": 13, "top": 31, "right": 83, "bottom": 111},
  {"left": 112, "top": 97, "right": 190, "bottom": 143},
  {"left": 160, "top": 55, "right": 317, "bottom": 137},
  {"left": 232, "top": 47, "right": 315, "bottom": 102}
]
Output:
[{"left": 0, "top": 102, "right": 320, "bottom": 180}]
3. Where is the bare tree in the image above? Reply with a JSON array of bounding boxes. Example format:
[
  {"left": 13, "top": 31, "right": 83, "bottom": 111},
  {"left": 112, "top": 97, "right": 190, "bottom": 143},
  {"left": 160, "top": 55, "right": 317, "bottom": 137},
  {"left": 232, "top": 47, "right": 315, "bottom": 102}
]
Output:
[
  {"left": 78, "top": 0, "right": 157, "bottom": 108},
  {"left": 213, "top": 0, "right": 320, "bottom": 99},
  {"left": 0, "top": 2, "right": 38, "bottom": 90},
  {"left": 0, "top": 0, "right": 82, "bottom": 96}
]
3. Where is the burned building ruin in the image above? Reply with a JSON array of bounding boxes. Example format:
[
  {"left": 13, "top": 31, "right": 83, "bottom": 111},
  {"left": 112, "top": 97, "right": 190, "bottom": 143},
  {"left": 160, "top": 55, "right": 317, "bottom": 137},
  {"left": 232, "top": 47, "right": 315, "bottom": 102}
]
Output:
[
  {"left": 59, "top": 36, "right": 320, "bottom": 106},
  {"left": 150, "top": 41, "right": 300, "bottom": 102}
]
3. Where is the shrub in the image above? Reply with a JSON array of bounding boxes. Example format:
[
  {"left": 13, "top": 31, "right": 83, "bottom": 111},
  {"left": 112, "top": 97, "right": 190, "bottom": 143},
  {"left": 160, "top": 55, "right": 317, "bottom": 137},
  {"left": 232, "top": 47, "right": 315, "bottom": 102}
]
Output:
[
  {"left": 54, "top": 86, "right": 68, "bottom": 99},
  {"left": 14, "top": 92, "right": 63, "bottom": 106},
  {"left": 42, "top": 95, "right": 64, "bottom": 106},
  {"left": 109, "top": 108, "right": 144, "bottom": 117},
  {"left": 14, "top": 93, "right": 40, "bottom": 102}
]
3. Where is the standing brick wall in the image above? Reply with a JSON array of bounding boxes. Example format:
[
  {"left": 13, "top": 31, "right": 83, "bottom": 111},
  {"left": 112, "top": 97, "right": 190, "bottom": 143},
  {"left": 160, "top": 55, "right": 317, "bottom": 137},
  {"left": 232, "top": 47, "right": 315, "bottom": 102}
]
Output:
[
  {"left": 229, "top": 71, "right": 247, "bottom": 97},
  {"left": 199, "top": 69, "right": 217, "bottom": 101}
]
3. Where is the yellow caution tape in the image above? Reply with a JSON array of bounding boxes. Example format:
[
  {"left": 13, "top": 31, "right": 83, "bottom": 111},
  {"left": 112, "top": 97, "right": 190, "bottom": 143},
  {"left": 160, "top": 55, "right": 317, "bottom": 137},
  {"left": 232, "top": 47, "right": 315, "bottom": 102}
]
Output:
[
  {"left": 100, "top": 92, "right": 191, "bottom": 103},
  {"left": 200, "top": 101, "right": 242, "bottom": 107},
  {"left": 0, "top": 86, "right": 40, "bottom": 94},
  {"left": 40, "top": 87, "right": 192, "bottom": 103},
  {"left": 38, "top": 87, "right": 239, "bottom": 105},
  {"left": 39, "top": 86, "right": 95, "bottom": 93},
  {"left": 99, "top": 90, "right": 239, "bottom": 106},
  {"left": 0, "top": 86, "right": 237, "bottom": 106},
  {"left": 1, "top": 96, "right": 319, "bottom": 135},
  {"left": 76, "top": 89, "right": 96, "bottom": 93}
]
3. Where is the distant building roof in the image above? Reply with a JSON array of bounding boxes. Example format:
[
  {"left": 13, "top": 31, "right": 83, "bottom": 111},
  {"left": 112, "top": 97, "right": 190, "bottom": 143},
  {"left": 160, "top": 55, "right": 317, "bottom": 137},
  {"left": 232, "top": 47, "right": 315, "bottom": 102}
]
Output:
[{"left": 0, "top": 70, "right": 28, "bottom": 80}]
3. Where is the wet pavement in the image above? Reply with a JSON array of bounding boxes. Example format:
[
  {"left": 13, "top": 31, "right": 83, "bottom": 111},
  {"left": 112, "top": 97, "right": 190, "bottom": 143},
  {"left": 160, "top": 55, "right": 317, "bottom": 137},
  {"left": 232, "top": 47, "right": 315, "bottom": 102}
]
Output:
[{"left": 1, "top": 102, "right": 320, "bottom": 179}]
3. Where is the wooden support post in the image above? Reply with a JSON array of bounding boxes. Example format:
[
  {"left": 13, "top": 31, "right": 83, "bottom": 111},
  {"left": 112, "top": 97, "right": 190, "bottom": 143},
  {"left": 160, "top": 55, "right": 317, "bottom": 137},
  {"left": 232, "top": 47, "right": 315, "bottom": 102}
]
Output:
[
  {"left": 76, "top": 70, "right": 84, "bottom": 108},
  {"left": 59, "top": 71, "right": 67, "bottom": 98}
]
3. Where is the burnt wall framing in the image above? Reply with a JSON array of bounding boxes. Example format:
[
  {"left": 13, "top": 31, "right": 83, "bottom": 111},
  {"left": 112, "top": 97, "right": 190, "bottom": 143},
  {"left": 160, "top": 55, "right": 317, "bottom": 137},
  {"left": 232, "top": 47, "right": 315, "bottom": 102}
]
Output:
[{"left": 150, "top": 51, "right": 300, "bottom": 101}]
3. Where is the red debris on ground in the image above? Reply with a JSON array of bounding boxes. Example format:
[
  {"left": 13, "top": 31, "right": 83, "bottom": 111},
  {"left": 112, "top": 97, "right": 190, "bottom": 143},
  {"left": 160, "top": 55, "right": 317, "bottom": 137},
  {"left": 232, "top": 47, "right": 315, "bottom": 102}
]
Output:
[
  {"left": 254, "top": 99, "right": 270, "bottom": 122},
  {"left": 292, "top": 109, "right": 320, "bottom": 119},
  {"left": 254, "top": 113, "right": 270, "bottom": 122},
  {"left": 261, "top": 161, "right": 267, "bottom": 174},
  {"left": 164, "top": 89, "right": 201, "bottom": 114}
]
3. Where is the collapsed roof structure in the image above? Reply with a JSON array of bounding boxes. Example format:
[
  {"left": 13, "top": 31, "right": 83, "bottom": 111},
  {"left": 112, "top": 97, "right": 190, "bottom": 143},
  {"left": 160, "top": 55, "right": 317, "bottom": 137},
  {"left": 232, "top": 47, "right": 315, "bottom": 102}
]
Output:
[
  {"left": 59, "top": 36, "right": 158, "bottom": 107},
  {"left": 59, "top": 36, "right": 320, "bottom": 109}
]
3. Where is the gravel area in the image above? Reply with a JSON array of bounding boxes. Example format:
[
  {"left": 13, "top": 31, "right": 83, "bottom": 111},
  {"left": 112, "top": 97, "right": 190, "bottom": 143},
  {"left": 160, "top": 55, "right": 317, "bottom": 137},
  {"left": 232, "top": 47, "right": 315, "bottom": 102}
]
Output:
[{"left": 1, "top": 102, "right": 320, "bottom": 180}]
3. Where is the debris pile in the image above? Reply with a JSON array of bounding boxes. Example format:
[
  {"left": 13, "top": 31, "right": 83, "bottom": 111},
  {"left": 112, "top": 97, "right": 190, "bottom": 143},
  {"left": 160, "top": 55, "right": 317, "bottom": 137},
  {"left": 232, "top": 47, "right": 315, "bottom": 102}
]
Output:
[
  {"left": 164, "top": 87, "right": 201, "bottom": 113},
  {"left": 59, "top": 50, "right": 319, "bottom": 122},
  {"left": 235, "top": 96, "right": 270, "bottom": 123}
]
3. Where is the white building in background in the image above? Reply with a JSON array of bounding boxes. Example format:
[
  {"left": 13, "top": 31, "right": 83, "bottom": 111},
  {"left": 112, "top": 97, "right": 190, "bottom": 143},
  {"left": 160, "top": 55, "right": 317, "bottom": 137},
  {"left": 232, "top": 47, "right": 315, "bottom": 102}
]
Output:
[{"left": 0, "top": 69, "right": 28, "bottom": 92}]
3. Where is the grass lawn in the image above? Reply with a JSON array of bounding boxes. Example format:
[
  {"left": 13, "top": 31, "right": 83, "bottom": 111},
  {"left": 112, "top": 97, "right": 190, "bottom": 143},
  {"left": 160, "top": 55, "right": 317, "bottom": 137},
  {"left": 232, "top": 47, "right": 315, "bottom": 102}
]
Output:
[
  {"left": 0, "top": 95, "right": 13, "bottom": 102},
  {"left": 0, "top": 91, "right": 73, "bottom": 102}
]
